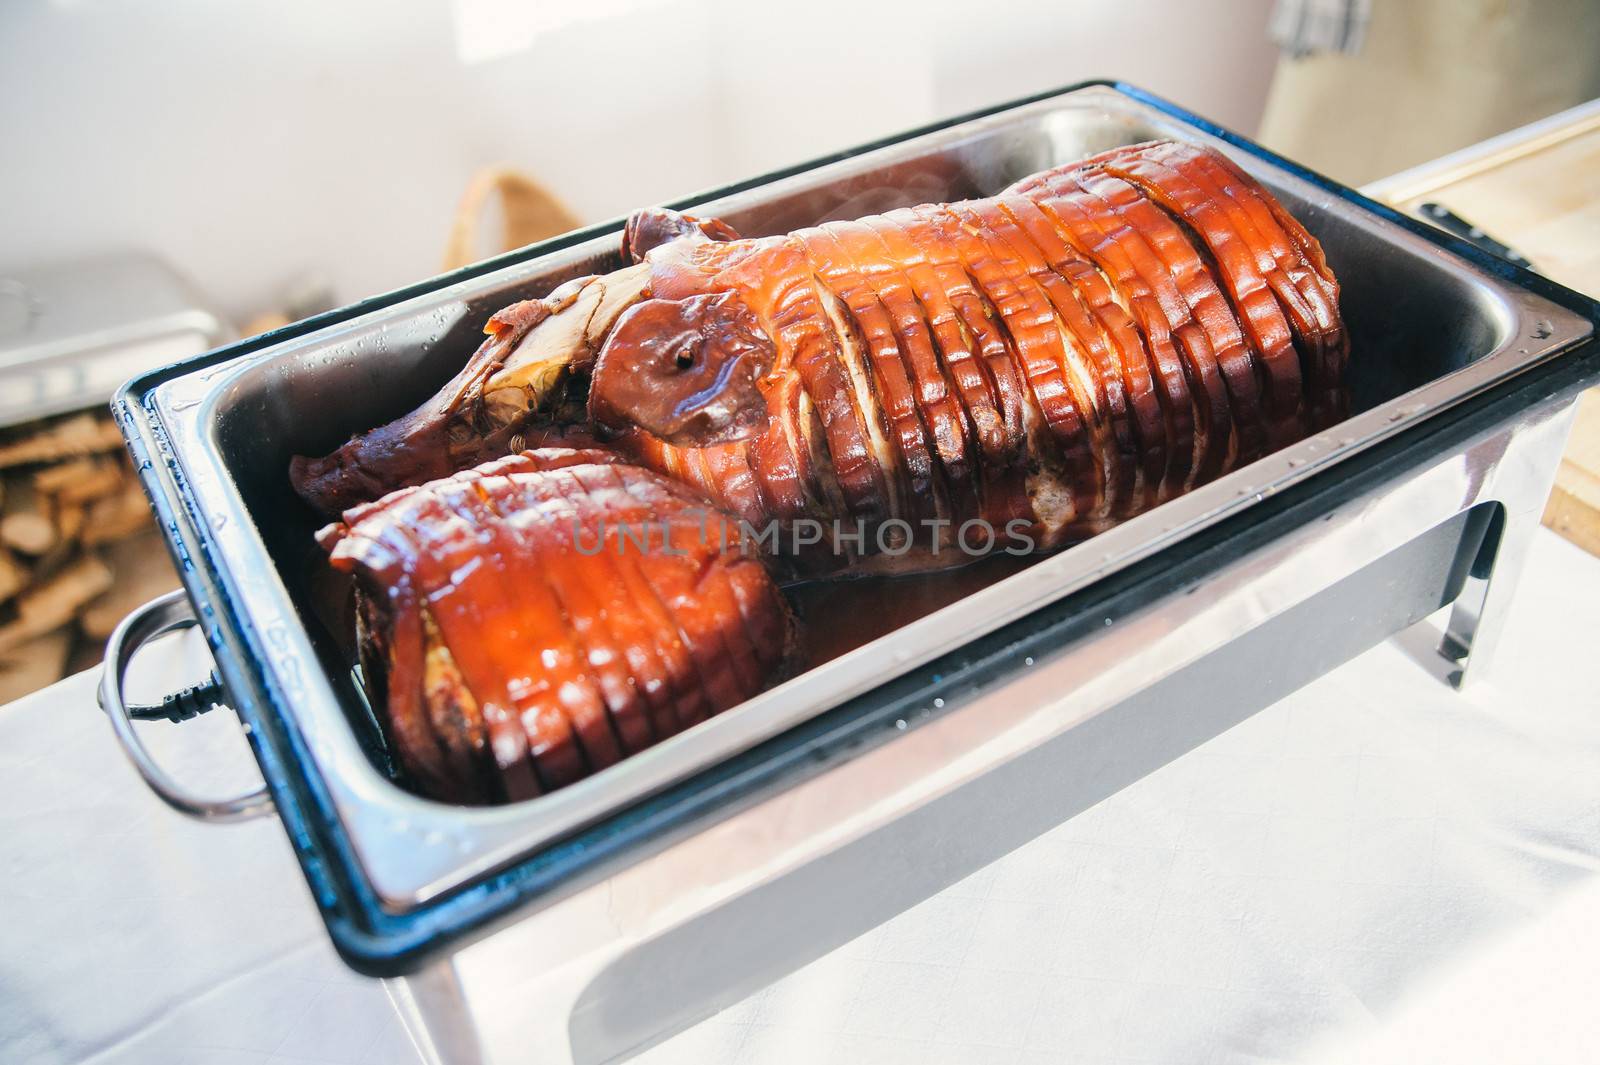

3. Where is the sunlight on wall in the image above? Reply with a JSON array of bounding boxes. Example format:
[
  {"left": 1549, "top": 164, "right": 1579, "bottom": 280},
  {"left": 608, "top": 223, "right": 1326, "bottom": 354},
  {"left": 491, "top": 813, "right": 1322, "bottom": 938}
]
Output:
[{"left": 453, "top": 0, "right": 672, "bottom": 64}]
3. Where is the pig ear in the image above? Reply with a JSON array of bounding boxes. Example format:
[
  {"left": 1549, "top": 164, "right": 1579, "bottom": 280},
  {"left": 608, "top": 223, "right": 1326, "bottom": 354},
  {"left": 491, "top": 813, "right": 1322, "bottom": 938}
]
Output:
[
  {"left": 589, "top": 291, "right": 774, "bottom": 448},
  {"left": 622, "top": 208, "right": 740, "bottom": 263}
]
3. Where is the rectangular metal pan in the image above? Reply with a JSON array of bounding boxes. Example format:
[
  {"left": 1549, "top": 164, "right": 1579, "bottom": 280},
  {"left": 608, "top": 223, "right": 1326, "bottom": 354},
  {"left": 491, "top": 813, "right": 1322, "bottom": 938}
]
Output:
[{"left": 112, "top": 82, "right": 1597, "bottom": 972}]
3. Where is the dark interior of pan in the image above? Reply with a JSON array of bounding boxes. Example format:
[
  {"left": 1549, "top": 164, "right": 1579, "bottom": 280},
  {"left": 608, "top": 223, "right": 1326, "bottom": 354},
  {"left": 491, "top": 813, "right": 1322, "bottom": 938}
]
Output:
[{"left": 205, "top": 94, "right": 1511, "bottom": 796}]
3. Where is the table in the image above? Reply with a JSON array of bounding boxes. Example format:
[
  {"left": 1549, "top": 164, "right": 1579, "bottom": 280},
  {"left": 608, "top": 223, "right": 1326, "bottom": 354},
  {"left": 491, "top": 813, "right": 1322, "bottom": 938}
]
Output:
[{"left": 3, "top": 524, "right": 1597, "bottom": 1065}]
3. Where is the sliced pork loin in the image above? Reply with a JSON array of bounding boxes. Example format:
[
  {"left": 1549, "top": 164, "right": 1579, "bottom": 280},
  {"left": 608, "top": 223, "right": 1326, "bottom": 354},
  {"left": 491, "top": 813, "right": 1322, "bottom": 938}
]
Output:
[{"left": 319, "top": 448, "right": 796, "bottom": 802}]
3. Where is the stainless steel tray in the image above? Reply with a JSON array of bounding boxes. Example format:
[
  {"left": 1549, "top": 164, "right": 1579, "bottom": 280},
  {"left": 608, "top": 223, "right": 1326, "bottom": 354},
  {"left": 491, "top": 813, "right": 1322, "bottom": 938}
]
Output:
[{"left": 110, "top": 83, "right": 1594, "bottom": 950}]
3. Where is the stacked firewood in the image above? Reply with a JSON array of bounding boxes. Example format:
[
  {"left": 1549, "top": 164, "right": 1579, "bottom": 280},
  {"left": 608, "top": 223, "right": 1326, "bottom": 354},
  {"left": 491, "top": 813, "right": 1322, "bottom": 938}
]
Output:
[{"left": 0, "top": 411, "right": 178, "bottom": 701}]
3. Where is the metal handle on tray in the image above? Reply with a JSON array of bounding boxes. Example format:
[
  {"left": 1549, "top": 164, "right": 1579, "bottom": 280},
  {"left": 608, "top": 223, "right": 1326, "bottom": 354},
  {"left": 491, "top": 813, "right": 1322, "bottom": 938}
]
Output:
[{"left": 98, "top": 590, "right": 274, "bottom": 823}]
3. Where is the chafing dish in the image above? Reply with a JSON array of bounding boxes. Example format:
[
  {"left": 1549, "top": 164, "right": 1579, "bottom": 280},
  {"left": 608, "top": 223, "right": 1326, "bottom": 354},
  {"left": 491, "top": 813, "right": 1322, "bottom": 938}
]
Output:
[{"left": 99, "top": 82, "right": 1600, "bottom": 1065}]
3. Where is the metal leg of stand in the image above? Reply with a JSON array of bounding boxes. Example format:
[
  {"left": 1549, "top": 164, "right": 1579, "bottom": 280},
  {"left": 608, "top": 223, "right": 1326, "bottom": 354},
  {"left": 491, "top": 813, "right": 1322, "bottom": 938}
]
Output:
[{"left": 1439, "top": 402, "right": 1579, "bottom": 689}]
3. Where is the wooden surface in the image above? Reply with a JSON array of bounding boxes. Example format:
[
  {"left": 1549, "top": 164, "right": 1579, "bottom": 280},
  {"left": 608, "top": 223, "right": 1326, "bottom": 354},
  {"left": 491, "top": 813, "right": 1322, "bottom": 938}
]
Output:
[{"left": 1367, "top": 100, "right": 1600, "bottom": 557}]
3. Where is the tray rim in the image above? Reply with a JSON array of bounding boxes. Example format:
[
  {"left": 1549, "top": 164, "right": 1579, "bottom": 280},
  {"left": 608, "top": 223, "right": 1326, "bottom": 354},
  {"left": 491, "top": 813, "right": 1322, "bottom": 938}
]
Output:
[{"left": 112, "top": 79, "right": 1600, "bottom": 973}]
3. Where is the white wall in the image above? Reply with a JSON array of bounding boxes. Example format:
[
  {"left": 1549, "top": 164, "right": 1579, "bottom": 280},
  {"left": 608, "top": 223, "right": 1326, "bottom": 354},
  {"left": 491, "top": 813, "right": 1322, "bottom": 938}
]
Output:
[{"left": 0, "top": 0, "right": 1277, "bottom": 322}]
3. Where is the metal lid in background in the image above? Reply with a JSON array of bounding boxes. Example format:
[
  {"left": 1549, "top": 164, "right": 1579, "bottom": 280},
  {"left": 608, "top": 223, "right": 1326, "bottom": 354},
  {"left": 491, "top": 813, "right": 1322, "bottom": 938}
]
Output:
[{"left": 0, "top": 252, "right": 228, "bottom": 428}]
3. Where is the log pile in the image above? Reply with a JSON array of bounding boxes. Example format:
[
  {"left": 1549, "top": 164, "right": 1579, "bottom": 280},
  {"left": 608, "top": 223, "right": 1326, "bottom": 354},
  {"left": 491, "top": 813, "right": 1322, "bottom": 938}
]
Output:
[{"left": 0, "top": 411, "right": 178, "bottom": 702}]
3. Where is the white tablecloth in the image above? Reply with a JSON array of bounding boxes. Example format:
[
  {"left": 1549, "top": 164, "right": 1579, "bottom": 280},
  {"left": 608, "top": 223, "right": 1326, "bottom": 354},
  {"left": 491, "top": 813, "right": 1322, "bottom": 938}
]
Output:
[{"left": 3, "top": 527, "right": 1598, "bottom": 1065}]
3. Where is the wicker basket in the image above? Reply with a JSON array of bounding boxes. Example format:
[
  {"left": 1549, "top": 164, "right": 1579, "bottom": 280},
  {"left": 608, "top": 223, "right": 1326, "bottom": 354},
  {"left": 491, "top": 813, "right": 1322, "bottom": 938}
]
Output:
[{"left": 442, "top": 167, "right": 582, "bottom": 271}]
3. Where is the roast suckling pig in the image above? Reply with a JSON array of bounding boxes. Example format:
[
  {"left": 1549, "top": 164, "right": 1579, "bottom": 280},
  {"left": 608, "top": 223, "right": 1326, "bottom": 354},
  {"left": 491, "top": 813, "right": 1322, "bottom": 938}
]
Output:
[{"left": 297, "top": 141, "right": 1349, "bottom": 801}]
